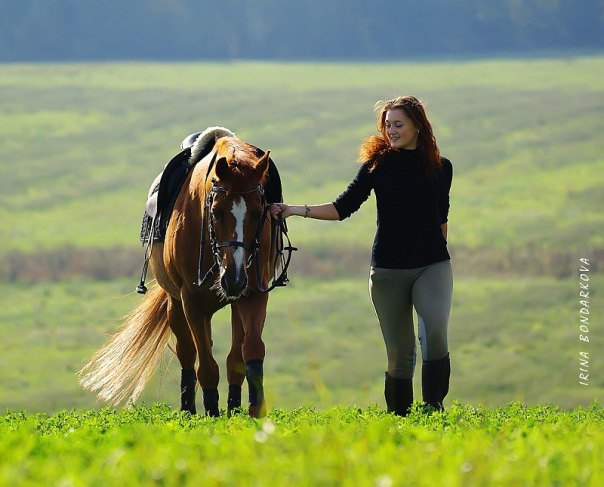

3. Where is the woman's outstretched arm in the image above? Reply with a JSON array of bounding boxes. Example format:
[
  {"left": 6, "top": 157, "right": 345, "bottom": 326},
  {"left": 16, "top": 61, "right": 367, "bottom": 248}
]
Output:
[{"left": 270, "top": 202, "right": 340, "bottom": 221}]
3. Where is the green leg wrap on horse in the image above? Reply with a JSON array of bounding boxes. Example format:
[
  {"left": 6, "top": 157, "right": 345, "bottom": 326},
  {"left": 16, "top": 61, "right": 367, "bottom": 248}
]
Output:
[
  {"left": 246, "top": 360, "right": 266, "bottom": 417},
  {"left": 180, "top": 368, "right": 197, "bottom": 414},
  {"left": 227, "top": 384, "right": 242, "bottom": 415}
]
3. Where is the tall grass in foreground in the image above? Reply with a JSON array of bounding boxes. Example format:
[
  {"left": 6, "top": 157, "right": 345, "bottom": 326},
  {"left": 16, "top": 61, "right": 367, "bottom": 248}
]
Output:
[{"left": 1, "top": 403, "right": 601, "bottom": 486}]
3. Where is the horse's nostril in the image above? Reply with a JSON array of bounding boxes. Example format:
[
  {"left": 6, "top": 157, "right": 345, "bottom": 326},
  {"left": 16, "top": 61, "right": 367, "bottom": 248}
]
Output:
[
  {"left": 221, "top": 274, "right": 247, "bottom": 297},
  {"left": 220, "top": 274, "right": 230, "bottom": 291},
  {"left": 231, "top": 275, "right": 247, "bottom": 295}
]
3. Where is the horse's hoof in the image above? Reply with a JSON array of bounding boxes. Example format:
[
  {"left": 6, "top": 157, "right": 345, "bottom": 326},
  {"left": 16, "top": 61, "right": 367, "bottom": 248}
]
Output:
[
  {"left": 205, "top": 408, "right": 220, "bottom": 417},
  {"left": 202, "top": 388, "right": 219, "bottom": 417},
  {"left": 180, "top": 406, "right": 197, "bottom": 415},
  {"left": 227, "top": 384, "right": 242, "bottom": 414},
  {"left": 227, "top": 406, "right": 242, "bottom": 418},
  {"left": 248, "top": 404, "right": 267, "bottom": 418}
]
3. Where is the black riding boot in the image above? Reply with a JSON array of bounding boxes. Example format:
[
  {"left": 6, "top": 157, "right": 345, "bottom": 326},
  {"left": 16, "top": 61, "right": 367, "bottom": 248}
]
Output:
[
  {"left": 422, "top": 353, "right": 451, "bottom": 412},
  {"left": 384, "top": 372, "right": 413, "bottom": 417},
  {"left": 180, "top": 368, "right": 197, "bottom": 414},
  {"left": 227, "top": 384, "right": 242, "bottom": 416},
  {"left": 202, "top": 388, "right": 220, "bottom": 417},
  {"left": 246, "top": 359, "right": 266, "bottom": 418}
]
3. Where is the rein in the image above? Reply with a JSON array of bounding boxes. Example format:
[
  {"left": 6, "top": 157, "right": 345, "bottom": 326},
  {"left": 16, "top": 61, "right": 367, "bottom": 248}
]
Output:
[{"left": 256, "top": 215, "right": 296, "bottom": 292}]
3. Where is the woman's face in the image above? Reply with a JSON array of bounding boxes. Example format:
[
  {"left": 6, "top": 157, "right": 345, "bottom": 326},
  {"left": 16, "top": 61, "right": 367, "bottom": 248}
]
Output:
[{"left": 385, "top": 109, "right": 418, "bottom": 150}]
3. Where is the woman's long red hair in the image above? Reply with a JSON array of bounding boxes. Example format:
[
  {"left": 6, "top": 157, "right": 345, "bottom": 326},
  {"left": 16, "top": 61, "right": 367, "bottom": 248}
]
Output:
[{"left": 358, "top": 96, "right": 442, "bottom": 177}]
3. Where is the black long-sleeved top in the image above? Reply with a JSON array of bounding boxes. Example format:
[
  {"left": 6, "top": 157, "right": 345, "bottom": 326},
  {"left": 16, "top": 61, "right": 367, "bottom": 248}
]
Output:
[{"left": 333, "top": 148, "right": 452, "bottom": 269}]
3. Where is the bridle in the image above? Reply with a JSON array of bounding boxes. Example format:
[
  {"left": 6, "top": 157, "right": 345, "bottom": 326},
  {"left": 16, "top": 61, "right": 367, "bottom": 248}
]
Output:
[
  {"left": 196, "top": 168, "right": 296, "bottom": 293},
  {"left": 196, "top": 178, "right": 264, "bottom": 286}
]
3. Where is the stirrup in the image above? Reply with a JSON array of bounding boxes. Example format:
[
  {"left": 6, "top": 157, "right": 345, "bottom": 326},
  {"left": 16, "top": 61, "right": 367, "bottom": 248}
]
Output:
[
  {"left": 136, "top": 258, "right": 150, "bottom": 294},
  {"left": 136, "top": 215, "right": 156, "bottom": 294}
]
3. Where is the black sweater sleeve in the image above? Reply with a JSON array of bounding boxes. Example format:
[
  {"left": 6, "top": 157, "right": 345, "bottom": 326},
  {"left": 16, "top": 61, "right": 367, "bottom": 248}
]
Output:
[
  {"left": 332, "top": 163, "right": 373, "bottom": 221},
  {"left": 438, "top": 158, "right": 453, "bottom": 224}
]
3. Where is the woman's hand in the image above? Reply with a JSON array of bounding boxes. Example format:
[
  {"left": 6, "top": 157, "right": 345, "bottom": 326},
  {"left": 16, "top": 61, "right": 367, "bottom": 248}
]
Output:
[
  {"left": 270, "top": 202, "right": 339, "bottom": 221},
  {"left": 270, "top": 203, "right": 292, "bottom": 219}
]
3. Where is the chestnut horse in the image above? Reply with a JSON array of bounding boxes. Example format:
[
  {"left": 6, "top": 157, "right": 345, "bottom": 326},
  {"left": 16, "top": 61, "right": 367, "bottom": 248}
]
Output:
[{"left": 79, "top": 135, "right": 276, "bottom": 417}]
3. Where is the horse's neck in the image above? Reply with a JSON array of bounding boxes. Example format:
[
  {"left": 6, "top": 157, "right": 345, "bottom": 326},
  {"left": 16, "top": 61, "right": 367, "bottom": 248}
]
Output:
[{"left": 194, "top": 148, "right": 216, "bottom": 177}]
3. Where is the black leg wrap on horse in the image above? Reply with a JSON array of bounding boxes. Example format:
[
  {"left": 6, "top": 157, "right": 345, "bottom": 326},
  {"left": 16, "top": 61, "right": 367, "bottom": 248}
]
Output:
[
  {"left": 384, "top": 372, "right": 413, "bottom": 417},
  {"left": 180, "top": 369, "right": 197, "bottom": 414},
  {"left": 227, "top": 384, "right": 242, "bottom": 413},
  {"left": 245, "top": 359, "right": 264, "bottom": 407},
  {"left": 202, "top": 388, "right": 220, "bottom": 417},
  {"left": 422, "top": 353, "right": 451, "bottom": 412}
]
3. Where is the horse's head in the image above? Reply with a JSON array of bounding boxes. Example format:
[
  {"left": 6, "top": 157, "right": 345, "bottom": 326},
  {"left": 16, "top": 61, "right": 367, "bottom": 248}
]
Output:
[{"left": 206, "top": 137, "right": 270, "bottom": 299}]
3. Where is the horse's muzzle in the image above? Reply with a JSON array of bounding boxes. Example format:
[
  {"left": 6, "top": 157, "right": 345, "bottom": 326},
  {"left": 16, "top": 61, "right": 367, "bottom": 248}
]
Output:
[{"left": 221, "top": 273, "right": 248, "bottom": 298}]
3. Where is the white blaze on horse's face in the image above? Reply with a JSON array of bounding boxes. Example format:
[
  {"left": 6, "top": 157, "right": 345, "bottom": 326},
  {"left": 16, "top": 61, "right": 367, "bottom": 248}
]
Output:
[
  {"left": 215, "top": 193, "right": 249, "bottom": 299},
  {"left": 230, "top": 196, "right": 247, "bottom": 278}
]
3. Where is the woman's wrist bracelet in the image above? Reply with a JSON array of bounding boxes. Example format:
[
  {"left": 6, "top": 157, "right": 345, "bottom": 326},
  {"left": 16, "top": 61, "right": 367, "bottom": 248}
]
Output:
[{"left": 303, "top": 204, "right": 310, "bottom": 218}]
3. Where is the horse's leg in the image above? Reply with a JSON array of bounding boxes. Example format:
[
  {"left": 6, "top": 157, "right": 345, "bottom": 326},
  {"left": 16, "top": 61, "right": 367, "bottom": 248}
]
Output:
[
  {"left": 226, "top": 305, "right": 246, "bottom": 415},
  {"left": 180, "top": 290, "right": 220, "bottom": 417},
  {"left": 167, "top": 296, "right": 197, "bottom": 414},
  {"left": 232, "top": 292, "right": 268, "bottom": 418}
]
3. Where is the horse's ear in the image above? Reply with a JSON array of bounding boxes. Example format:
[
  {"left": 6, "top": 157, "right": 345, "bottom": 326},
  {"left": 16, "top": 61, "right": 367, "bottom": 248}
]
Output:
[
  {"left": 215, "top": 156, "right": 229, "bottom": 181},
  {"left": 255, "top": 150, "right": 270, "bottom": 177}
]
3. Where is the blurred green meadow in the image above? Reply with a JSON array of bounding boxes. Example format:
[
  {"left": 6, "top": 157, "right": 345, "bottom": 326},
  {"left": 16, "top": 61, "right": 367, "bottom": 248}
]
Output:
[
  {"left": 0, "top": 57, "right": 602, "bottom": 413},
  {"left": 1, "top": 57, "right": 603, "bottom": 252},
  {"left": 0, "top": 274, "right": 602, "bottom": 413}
]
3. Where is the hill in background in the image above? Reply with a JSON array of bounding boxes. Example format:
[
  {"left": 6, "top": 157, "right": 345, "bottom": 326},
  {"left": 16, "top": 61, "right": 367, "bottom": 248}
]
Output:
[{"left": 0, "top": 0, "right": 603, "bottom": 61}]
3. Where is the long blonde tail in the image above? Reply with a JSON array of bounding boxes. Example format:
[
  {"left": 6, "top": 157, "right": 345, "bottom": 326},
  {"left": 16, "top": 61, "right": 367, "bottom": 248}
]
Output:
[{"left": 78, "top": 284, "right": 172, "bottom": 406}]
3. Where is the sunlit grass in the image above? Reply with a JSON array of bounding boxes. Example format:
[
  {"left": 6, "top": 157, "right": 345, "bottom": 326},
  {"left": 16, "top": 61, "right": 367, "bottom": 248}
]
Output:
[{"left": 0, "top": 403, "right": 601, "bottom": 486}]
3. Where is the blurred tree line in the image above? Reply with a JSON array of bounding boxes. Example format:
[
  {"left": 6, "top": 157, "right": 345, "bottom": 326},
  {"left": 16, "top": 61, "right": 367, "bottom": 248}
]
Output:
[
  {"left": 1, "top": 245, "right": 600, "bottom": 282},
  {"left": 0, "top": 0, "right": 602, "bottom": 61}
]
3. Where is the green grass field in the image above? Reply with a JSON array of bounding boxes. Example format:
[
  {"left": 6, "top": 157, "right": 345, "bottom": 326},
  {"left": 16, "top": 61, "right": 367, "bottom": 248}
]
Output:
[
  {"left": 0, "top": 57, "right": 602, "bottom": 253},
  {"left": 1, "top": 274, "right": 601, "bottom": 413},
  {"left": 0, "top": 57, "right": 602, "bottom": 420},
  {"left": 1, "top": 403, "right": 602, "bottom": 486}
]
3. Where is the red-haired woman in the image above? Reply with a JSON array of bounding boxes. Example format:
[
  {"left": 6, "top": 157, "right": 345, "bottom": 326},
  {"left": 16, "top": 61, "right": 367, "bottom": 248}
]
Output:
[{"left": 271, "top": 96, "right": 453, "bottom": 415}]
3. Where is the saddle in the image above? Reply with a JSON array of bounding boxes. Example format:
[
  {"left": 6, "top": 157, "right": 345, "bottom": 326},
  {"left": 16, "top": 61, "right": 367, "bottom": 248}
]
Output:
[{"left": 140, "top": 127, "right": 236, "bottom": 245}]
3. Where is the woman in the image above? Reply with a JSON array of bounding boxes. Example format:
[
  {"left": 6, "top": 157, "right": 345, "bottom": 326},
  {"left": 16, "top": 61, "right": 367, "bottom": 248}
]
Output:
[{"left": 271, "top": 96, "right": 453, "bottom": 416}]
